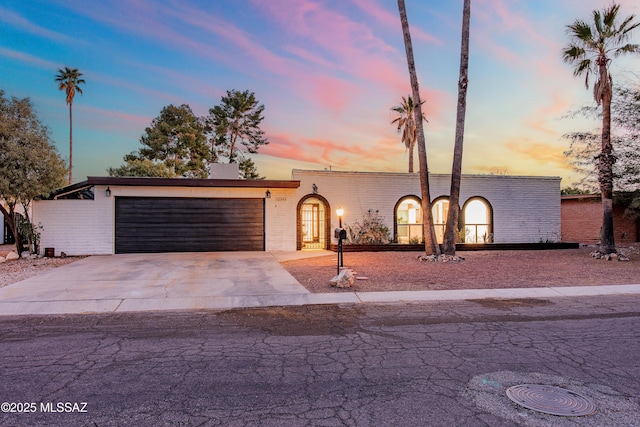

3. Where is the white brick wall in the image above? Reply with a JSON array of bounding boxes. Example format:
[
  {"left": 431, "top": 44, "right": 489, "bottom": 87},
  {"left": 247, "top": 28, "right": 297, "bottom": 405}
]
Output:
[
  {"left": 34, "top": 184, "right": 297, "bottom": 255},
  {"left": 292, "top": 170, "right": 561, "bottom": 244},
  {"left": 33, "top": 172, "right": 560, "bottom": 255},
  {"left": 33, "top": 194, "right": 113, "bottom": 256},
  {"left": 264, "top": 188, "right": 298, "bottom": 251}
]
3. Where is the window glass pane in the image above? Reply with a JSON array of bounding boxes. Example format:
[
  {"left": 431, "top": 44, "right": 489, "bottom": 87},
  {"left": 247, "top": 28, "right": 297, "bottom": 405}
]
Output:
[{"left": 463, "top": 199, "right": 490, "bottom": 243}]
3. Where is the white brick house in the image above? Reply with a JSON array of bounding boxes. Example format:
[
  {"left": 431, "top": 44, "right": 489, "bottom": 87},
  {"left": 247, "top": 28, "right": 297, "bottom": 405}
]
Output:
[
  {"left": 33, "top": 170, "right": 561, "bottom": 255},
  {"left": 292, "top": 170, "right": 561, "bottom": 248}
]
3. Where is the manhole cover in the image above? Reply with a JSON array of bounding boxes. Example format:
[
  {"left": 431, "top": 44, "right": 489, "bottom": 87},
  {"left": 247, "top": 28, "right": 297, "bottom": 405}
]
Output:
[{"left": 506, "top": 384, "right": 597, "bottom": 417}]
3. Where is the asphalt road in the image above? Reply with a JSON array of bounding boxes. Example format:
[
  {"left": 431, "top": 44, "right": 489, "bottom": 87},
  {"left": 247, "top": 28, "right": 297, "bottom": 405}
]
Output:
[{"left": 0, "top": 295, "right": 638, "bottom": 426}]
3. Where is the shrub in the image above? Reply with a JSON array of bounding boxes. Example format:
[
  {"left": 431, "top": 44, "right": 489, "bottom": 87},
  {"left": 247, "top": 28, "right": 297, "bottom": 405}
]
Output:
[{"left": 345, "top": 210, "right": 391, "bottom": 244}]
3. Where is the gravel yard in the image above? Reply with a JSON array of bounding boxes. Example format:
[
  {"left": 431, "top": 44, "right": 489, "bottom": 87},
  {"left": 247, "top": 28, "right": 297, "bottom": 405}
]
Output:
[
  {"left": 2, "top": 244, "right": 639, "bottom": 293},
  {"left": 0, "top": 245, "right": 84, "bottom": 288},
  {"left": 281, "top": 245, "right": 640, "bottom": 293}
]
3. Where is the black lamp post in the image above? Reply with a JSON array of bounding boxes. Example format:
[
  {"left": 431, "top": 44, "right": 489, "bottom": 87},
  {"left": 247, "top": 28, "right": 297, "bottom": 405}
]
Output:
[{"left": 335, "top": 207, "right": 345, "bottom": 274}]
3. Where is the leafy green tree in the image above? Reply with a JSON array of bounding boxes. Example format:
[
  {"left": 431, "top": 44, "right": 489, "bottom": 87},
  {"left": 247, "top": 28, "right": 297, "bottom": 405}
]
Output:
[
  {"left": 0, "top": 90, "right": 67, "bottom": 255},
  {"left": 238, "top": 157, "right": 264, "bottom": 180},
  {"left": 564, "top": 84, "right": 640, "bottom": 191},
  {"left": 55, "top": 67, "right": 85, "bottom": 184},
  {"left": 562, "top": 3, "right": 640, "bottom": 254},
  {"left": 391, "top": 95, "right": 425, "bottom": 173},
  {"left": 443, "top": 0, "right": 471, "bottom": 256},
  {"left": 564, "top": 84, "right": 640, "bottom": 218},
  {"left": 108, "top": 158, "right": 175, "bottom": 178},
  {"left": 112, "top": 104, "right": 209, "bottom": 178},
  {"left": 397, "top": 0, "right": 440, "bottom": 256},
  {"left": 561, "top": 187, "right": 591, "bottom": 195},
  {"left": 205, "top": 89, "right": 268, "bottom": 177}
]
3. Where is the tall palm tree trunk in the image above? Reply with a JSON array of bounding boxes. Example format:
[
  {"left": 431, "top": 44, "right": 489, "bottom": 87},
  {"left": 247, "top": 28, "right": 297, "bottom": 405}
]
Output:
[
  {"left": 408, "top": 142, "right": 414, "bottom": 173},
  {"left": 599, "top": 64, "right": 615, "bottom": 254},
  {"left": 68, "top": 102, "right": 73, "bottom": 184},
  {"left": 397, "top": 0, "right": 440, "bottom": 256},
  {"left": 443, "top": 0, "right": 471, "bottom": 255}
]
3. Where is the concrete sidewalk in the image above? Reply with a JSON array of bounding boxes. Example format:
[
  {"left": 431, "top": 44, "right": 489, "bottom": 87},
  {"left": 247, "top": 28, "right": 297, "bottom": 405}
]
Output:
[{"left": 1, "top": 251, "right": 639, "bottom": 316}]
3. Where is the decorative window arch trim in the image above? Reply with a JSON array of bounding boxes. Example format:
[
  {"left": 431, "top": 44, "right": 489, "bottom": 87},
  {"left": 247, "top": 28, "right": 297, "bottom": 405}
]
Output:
[
  {"left": 393, "top": 195, "right": 422, "bottom": 243},
  {"left": 461, "top": 196, "right": 494, "bottom": 243},
  {"left": 296, "top": 194, "right": 331, "bottom": 250}
]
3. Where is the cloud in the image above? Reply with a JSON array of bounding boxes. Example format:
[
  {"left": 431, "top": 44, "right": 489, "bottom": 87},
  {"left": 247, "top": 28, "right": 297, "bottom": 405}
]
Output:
[
  {"left": 0, "top": 6, "right": 73, "bottom": 43},
  {"left": 261, "top": 131, "right": 405, "bottom": 170},
  {"left": 524, "top": 95, "right": 572, "bottom": 136},
  {"left": 504, "top": 140, "right": 568, "bottom": 168},
  {"left": 349, "top": 0, "right": 442, "bottom": 45},
  {"left": 0, "top": 47, "right": 59, "bottom": 70},
  {"left": 251, "top": 0, "right": 411, "bottom": 92}
]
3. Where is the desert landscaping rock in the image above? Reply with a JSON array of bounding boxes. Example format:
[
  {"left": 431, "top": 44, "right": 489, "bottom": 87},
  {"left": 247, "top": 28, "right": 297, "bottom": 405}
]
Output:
[
  {"left": 591, "top": 250, "right": 630, "bottom": 261},
  {"left": 330, "top": 268, "right": 354, "bottom": 288},
  {"left": 5, "top": 252, "right": 19, "bottom": 261}
]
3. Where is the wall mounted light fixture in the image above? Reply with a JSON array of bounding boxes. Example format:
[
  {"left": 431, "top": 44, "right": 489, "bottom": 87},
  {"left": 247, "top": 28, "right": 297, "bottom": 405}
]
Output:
[
  {"left": 312, "top": 183, "right": 318, "bottom": 194},
  {"left": 265, "top": 189, "right": 271, "bottom": 198},
  {"left": 105, "top": 187, "right": 111, "bottom": 197}
]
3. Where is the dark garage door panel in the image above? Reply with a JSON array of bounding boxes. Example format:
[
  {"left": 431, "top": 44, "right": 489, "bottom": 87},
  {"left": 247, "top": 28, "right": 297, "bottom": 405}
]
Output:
[{"left": 115, "top": 197, "right": 264, "bottom": 253}]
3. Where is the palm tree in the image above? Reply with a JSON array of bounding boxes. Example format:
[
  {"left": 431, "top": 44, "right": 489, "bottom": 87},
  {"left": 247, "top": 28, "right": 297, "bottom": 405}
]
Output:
[
  {"left": 397, "top": 0, "right": 440, "bottom": 256},
  {"left": 443, "top": 0, "right": 471, "bottom": 256},
  {"left": 563, "top": 4, "right": 639, "bottom": 254},
  {"left": 391, "top": 95, "right": 426, "bottom": 173},
  {"left": 55, "top": 67, "right": 85, "bottom": 184}
]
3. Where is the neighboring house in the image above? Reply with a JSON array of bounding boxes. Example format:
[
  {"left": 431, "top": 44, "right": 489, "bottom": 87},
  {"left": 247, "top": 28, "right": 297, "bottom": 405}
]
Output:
[
  {"left": 33, "top": 170, "right": 562, "bottom": 255},
  {"left": 1, "top": 198, "right": 27, "bottom": 245},
  {"left": 561, "top": 194, "right": 639, "bottom": 243}
]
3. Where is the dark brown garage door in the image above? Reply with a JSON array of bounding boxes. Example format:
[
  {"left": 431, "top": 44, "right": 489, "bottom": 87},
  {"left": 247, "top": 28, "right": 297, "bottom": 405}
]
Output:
[{"left": 115, "top": 197, "right": 264, "bottom": 253}]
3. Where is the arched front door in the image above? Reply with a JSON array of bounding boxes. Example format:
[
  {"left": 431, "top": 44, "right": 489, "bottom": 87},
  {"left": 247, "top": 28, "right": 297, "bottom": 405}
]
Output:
[{"left": 297, "top": 195, "right": 331, "bottom": 250}]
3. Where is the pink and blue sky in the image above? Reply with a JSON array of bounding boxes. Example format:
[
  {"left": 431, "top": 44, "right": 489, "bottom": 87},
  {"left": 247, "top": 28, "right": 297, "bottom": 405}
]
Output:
[{"left": 2, "top": 0, "right": 639, "bottom": 185}]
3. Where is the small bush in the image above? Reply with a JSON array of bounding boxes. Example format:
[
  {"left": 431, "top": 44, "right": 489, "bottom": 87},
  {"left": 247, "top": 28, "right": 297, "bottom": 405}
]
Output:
[{"left": 345, "top": 210, "right": 391, "bottom": 244}]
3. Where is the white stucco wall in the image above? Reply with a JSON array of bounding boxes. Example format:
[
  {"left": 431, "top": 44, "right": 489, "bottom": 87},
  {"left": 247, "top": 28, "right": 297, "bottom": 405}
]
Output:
[{"left": 292, "top": 170, "right": 561, "bottom": 244}]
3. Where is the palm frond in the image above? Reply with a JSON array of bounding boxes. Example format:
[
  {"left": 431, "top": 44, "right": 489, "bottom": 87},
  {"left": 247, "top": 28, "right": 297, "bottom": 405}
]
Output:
[
  {"left": 593, "top": 9, "right": 604, "bottom": 36},
  {"left": 572, "top": 58, "right": 592, "bottom": 81},
  {"left": 602, "top": 4, "right": 620, "bottom": 29},
  {"left": 617, "top": 15, "right": 640, "bottom": 37},
  {"left": 613, "top": 43, "right": 640, "bottom": 56},
  {"left": 567, "top": 20, "right": 593, "bottom": 41},
  {"left": 562, "top": 44, "right": 585, "bottom": 63}
]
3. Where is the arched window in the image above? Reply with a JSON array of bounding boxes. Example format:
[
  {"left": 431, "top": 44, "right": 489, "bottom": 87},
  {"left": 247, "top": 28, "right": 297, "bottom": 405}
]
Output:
[
  {"left": 431, "top": 197, "right": 450, "bottom": 244},
  {"left": 462, "top": 197, "right": 493, "bottom": 243},
  {"left": 394, "top": 196, "right": 422, "bottom": 244}
]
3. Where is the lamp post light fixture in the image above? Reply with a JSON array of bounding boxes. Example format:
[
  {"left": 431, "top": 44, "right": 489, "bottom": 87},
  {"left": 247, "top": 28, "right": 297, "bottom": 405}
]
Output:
[{"left": 335, "top": 207, "right": 345, "bottom": 274}]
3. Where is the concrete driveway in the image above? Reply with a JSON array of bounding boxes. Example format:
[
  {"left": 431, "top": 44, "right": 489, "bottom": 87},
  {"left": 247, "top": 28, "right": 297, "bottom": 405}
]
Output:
[{"left": 0, "top": 251, "right": 353, "bottom": 315}]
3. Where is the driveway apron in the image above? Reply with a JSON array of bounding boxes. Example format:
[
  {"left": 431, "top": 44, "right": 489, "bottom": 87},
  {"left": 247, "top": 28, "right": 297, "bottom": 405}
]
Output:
[{"left": 0, "top": 252, "right": 312, "bottom": 315}]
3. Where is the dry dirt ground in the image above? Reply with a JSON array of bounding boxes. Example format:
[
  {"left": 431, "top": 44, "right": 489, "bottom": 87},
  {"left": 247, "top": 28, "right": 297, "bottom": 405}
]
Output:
[{"left": 281, "top": 245, "right": 640, "bottom": 293}]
